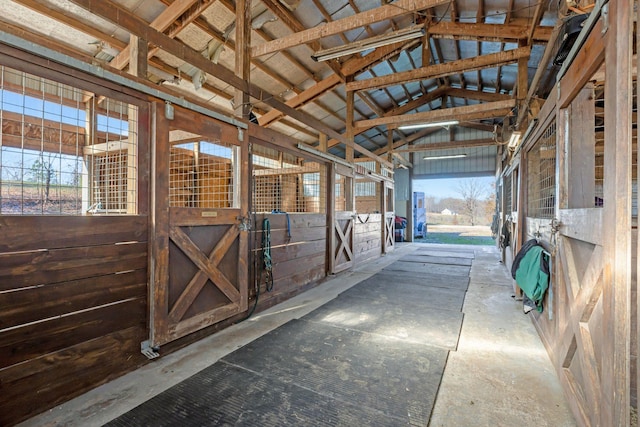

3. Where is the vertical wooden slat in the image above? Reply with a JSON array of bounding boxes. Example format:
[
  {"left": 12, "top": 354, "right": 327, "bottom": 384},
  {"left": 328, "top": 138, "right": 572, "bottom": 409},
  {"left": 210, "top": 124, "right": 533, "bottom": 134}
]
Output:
[
  {"left": 128, "top": 34, "right": 148, "bottom": 79},
  {"left": 234, "top": 0, "right": 251, "bottom": 120},
  {"left": 238, "top": 118, "right": 250, "bottom": 313},
  {"left": 327, "top": 162, "right": 336, "bottom": 274},
  {"left": 568, "top": 87, "right": 596, "bottom": 209},
  {"left": 151, "top": 101, "right": 171, "bottom": 346},
  {"left": 602, "top": 1, "right": 632, "bottom": 424},
  {"left": 637, "top": 14, "right": 640, "bottom": 420}
]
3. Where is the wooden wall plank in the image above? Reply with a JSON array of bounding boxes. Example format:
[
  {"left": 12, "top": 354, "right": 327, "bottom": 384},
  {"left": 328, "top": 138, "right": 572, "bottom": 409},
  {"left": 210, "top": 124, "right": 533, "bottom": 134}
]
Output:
[
  {"left": 0, "top": 216, "right": 148, "bottom": 252},
  {"left": 0, "top": 269, "right": 146, "bottom": 330},
  {"left": 0, "top": 326, "right": 147, "bottom": 426},
  {"left": 0, "top": 297, "right": 146, "bottom": 369},
  {"left": 0, "top": 241, "right": 148, "bottom": 291}
]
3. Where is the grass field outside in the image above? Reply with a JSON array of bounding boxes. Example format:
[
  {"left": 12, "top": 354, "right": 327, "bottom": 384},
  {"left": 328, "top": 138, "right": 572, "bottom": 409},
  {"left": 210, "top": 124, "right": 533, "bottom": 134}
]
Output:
[{"left": 413, "top": 224, "right": 496, "bottom": 246}]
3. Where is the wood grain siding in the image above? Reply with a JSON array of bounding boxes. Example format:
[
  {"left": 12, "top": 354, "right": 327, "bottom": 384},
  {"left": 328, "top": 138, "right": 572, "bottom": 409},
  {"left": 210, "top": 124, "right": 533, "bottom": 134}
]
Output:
[
  {"left": 251, "top": 213, "right": 327, "bottom": 307},
  {"left": 0, "top": 216, "right": 149, "bottom": 426},
  {"left": 354, "top": 213, "right": 382, "bottom": 262}
]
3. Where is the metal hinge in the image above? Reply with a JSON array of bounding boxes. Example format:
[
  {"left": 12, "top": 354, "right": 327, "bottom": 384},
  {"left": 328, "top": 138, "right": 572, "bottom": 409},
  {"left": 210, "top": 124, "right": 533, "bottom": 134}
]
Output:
[
  {"left": 601, "top": 3, "right": 609, "bottom": 34},
  {"left": 238, "top": 216, "right": 252, "bottom": 232},
  {"left": 141, "top": 340, "right": 160, "bottom": 359}
]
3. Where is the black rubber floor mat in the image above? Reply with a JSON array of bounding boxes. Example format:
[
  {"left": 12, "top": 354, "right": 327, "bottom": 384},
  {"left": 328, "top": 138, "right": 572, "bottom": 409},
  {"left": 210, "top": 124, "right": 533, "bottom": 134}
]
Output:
[
  {"left": 414, "top": 248, "right": 475, "bottom": 259},
  {"left": 104, "top": 361, "right": 405, "bottom": 427},
  {"left": 400, "top": 254, "right": 473, "bottom": 266},
  {"left": 383, "top": 261, "right": 471, "bottom": 277},
  {"left": 303, "top": 294, "right": 464, "bottom": 350},
  {"left": 222, "top": 319, "right": 447, "bottom": 425},
  {"left": 372, "top": 271, "right": 470, "bottom": 291},
  {"left": 340, "top": 274, "right": 467, "bottom": 312}
]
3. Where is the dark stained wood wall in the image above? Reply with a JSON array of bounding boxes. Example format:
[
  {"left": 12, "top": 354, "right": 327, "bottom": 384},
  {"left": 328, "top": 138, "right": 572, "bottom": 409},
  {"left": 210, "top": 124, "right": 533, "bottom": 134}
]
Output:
[
  {"left": 250, "top": 213, "right": 327, "bottom": 308},
  {"left": 0, "top": 216, "right": 149, "bottom": 426}
]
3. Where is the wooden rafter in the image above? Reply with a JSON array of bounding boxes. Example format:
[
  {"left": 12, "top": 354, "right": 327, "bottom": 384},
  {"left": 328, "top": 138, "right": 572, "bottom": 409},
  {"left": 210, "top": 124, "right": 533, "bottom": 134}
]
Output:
[
  {"left": 66, "top": 0, "right": 392, "bottom": 168},
  {"left": 428, "top": 21, "right": 552, "bottom": 43},
  {"left": 354, "top": 99, "right": 516, "bottom": 129},
  {"left": 259, "top": 40, "right": 417, "bottom": 128},
  {"left": 446, "top": 87, "right": 511, "bottom": 103},
  {"left": 259, "top": 0, "right": 343, "bottom": 76},
  {"left": 347, "top": 47, "right": 531, "bottom": 92},
  {"left": 110, "top": 0, "right": 203, "bottom": 70},
  {"left": 327, "top": 86, "right": 449, "bottom": 148},
  {"left": 251, "top": 0, "right": 449, "bottom": 57},
  {"left": 393, "top": 138, "right": 497, "bottom": 152}
]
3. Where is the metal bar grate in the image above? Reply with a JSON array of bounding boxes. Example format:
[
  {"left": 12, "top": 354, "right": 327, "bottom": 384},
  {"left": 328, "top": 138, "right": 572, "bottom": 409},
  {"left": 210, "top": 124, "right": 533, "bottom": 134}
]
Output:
[
  {"left": 0, "top": 65, "right": 138, "bottom": 215},
  {"left": 251, "top": 145, "right": 325, "bottom": 213},
  {"left": 527, "top": 120, "right": 556, "bottom": 219},
  {"left": 169, "top": 139, "right": 236, "bottom": 208}
]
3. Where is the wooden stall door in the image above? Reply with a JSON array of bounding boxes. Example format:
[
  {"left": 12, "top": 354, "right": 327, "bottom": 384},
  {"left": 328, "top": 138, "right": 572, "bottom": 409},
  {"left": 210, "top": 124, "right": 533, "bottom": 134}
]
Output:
[
  {"left": 383, "top": 182, "right": 395, "bottom": 253},
  {"left": 331, "top": 172, "right": 355, "bottom": 273},
  {"left": 151, "top": 106, "right": 248, "bottom": 347}
]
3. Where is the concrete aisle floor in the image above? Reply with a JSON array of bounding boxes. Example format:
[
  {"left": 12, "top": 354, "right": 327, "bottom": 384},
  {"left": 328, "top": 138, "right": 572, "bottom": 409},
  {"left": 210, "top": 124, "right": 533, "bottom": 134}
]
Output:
[{"left": 21, "top": 243, "right": 575, "bottom": 427}]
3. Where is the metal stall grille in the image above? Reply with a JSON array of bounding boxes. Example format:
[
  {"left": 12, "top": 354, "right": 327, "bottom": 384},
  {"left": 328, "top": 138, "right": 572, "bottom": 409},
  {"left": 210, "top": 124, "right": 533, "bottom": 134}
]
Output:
[
  {"left": 594, "top": 82, "right": 639, "bottom": 215},
  {"left": 335, "top": 174, "right": 347, "bottom": 211},
  {"left": 355, "top": 178, "right": 380, "bottom": 213},
  {"left": 503, "top": 173, "right": 512, "bottom": 215},
  {"left": 251, "top": 145, "right": 325, "bottom": 213},
  {"left": 594, "top": 84, "right": 604, "bottom": 206},
  {"left": 0, "top": 65, "right": 138, "bottom": 215},
  {"left": 355, "top": 161, "right": 380, "bottom": 213},
  {"left": 169, "top": 139, "right": 236, "bottom": 208},
  {"left": 527, "top": 121, "right": 557, "bottom": 219}
]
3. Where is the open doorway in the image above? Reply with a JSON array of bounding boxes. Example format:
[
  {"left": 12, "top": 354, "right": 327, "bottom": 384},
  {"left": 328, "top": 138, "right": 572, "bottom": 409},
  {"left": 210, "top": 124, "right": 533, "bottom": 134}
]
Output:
[{"left": 412, "top": 176, "right": 496, "bottom": 245}]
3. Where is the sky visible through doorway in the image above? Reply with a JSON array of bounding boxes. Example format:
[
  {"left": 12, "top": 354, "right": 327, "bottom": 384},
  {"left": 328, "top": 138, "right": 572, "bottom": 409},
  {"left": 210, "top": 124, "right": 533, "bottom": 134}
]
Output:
[{"left": 413, "top": 176, "right": 495, "bottom": 200}]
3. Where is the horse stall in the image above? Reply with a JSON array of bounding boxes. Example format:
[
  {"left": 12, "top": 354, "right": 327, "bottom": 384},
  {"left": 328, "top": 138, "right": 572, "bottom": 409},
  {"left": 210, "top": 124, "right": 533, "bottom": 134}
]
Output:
[
  {"left": 0, "top": 28, "right": 398, "bottom": 427},
  {"left": 510, "top": 7, "right": 637, "bottom": 424},
  {"left": 0, "top": 57, "right": 151, "bottom": 424},
  {"left": 248, "top": 139, "right": 328, "bottom": 310}
]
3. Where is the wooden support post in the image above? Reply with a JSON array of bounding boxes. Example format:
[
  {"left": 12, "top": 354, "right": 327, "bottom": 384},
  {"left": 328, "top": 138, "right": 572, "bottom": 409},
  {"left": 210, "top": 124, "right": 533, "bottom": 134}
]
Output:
[
  {"left": 345, "top": 84, "right": 355, "bottom": 164},
  {"left": 234, "top": 0, "right": 251, "bottom": 120},
  {"left": 602, "top": 1, "right": 632, "bottom": 425},
  {"left": 318, "top": 133, "right": 328, "bottom": 212},
  {"left": 127, "top": 35, "right": 145, "bottom": 214},
  {"left": 327, "top": 162, "right": 336, "bottom": 274},
  {"left": 128, "top": 34, "right": 148, "bottom": 79},
  {"left": 517, "top": 39, "right": 529, "bottom": 129},
  {"left": 568, "top": 87, "right": 595, "bottom": 209}
]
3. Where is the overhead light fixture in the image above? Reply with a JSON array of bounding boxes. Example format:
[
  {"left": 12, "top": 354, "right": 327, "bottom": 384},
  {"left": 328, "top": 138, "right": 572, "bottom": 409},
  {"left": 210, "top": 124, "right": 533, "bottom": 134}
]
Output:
[
  {"left": 398, "top": 120, "right": 459, "bottom": 131},
  {"left": 312, "top": 26, "right": 425, "bottom": 62},
  {"left": 423, "top": 153, "right": 467, "bottom": 160},
  {"left": 508, "top": 131, "right": 522, "bottom": 149}
]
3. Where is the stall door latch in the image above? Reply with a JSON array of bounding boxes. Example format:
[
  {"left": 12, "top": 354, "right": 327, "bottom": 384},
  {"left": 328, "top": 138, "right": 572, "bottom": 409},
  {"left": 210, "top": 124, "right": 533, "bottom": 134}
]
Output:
[{"left": 237, "top": 216, "right": 252, "bottom": 232}]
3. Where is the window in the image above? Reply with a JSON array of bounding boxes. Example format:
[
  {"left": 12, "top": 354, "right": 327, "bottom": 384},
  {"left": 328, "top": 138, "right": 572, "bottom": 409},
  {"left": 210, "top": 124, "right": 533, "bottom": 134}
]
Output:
[{"left": 0, "top": 66, "right": 139, "bottom": 215}]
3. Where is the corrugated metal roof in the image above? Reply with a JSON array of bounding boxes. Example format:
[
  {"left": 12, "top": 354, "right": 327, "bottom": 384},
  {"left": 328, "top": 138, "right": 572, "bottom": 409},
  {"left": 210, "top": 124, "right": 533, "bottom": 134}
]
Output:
[{"left": 0, "top": 0, "right": 568, "bottom": 175}]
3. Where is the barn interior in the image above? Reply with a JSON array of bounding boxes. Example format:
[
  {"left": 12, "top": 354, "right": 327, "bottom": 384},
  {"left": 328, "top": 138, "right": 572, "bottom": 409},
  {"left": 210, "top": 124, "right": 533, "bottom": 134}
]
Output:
[{"left": 0, "top": 0, "right": 635, "bottom": 426}]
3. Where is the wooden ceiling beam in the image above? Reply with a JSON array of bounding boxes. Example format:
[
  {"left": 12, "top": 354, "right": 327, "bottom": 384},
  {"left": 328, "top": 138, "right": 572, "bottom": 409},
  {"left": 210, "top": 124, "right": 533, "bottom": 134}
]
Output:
[
  {"left": 446, "top": 87, "right": 511, "bottom": 102},
  {"left": 327, "top": 86, "right": 448, "bottom": 148},
  {"left": 259, "top": 0, "right": 343, "bottom": 76},
  {"left": 11, "top": 0, "right": 127, "bottom": 51},
  {"left": 258, "top": 40, "right": 416, "bottom": 128},
  {"left": 251, "top": 0, "right": 449, "bottom": 57},
  {"left": 256, "top": 67, "right": 341, "bottom": 127},
  {"left": 110, "top": 0, "right": 202, "bottom": 70},
  {"left": 354, "top": 99, "right": 516, "bottom": 129},
  {"left": 393, "top": 138, "right": 497, "bottom": 152},
  {"left": 347, "top": 46, "right": 531, "bottom": 92},
  {"left": 428, "top": 21, "right": 552, "bottom": 43},
  {"left": 67, "top": 0, "right": 400, "bottom": 168},
  {"left": 374, "top": 127, "right": 440, "bottom": 155}
]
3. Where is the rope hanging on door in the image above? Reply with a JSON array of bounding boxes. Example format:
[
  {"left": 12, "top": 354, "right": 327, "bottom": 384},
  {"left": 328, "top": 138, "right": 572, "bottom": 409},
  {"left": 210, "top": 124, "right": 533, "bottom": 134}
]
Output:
[{"left": 262, "top": 217, "right": 274, "bottom": 292}]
